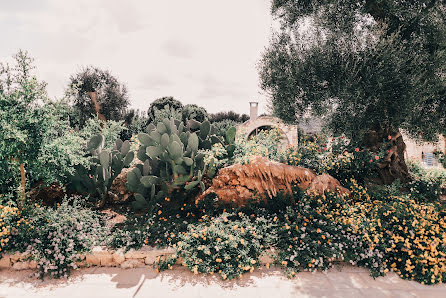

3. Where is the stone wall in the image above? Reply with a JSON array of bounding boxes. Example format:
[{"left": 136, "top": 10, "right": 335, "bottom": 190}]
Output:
[{"left": 0, "top": 247, "right": 276, "bottom": 271}]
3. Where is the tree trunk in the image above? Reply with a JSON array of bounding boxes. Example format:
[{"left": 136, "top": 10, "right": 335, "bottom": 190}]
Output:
[
  {"left": 19, "top": 162, "right": 26, "bottom": 205},
  {"left": 363, "top": 127, "right": 411, "bottom": 185},
  {"left": 88, "top": 91, "right": 106, "bottom": 123}
]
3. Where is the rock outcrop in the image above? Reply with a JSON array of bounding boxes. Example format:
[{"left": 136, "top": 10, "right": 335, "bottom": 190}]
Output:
[{"left": 197, "top": 156, "right": 350, "bottom": 206}]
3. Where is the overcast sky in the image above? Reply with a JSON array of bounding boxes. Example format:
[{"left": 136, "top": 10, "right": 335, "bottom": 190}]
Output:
[{"left": 0, "top": 0, "right": 274, "bottom": 115}]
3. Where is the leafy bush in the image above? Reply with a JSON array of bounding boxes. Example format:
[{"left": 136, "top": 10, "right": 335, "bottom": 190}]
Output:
[
  {"left": 407, "top": 159, "right": 445, "bottom": 202},
  {"left": 282, "top": 135, "right": 378, "bottom": 183},
  {"left": 209, "top": 111, "right": 249, "bottom": 123},
  {"left": 210, "top": 119, "right": 239, "bottom": 137},
  {"left": 147, "top": 97, "right": 183, "bottom": 124},
  {"left": 233, "top": 128, "right": 283, "bottom": 164},
  {"left": 182, "top": 104, "right": 208, "bottom": 123},
  {"left": 275, "top": 195, "right": 385, "bottom": 277},
  {"left": 0, "top": 204, "right": 33, "bottom": 254},
  {"left": 163, "top": 213, "right": 264, "bottom": 280},
  {"left": 1, "top": 199, "right": 107, "bottom": 279},
  {"left": 26, "top": 199, "right": 107, "bottom": 279}
]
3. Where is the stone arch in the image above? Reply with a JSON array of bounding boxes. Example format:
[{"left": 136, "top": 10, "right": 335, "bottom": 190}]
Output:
[{"left": 236, "top": 116, "right": 299, "bottom": 148}]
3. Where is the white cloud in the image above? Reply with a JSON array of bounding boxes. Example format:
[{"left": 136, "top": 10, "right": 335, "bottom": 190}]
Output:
[{"left": 0, "top": 0, "right": 273, "bottom": 115}]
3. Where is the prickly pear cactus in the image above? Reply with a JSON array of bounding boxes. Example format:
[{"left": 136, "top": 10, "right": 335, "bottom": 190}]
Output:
[
  {"left": 70, "top": 134, "right": 134, "bottom": 204},
  {"left": 126, "top": 118, "right": 226, "bottom": 210}
]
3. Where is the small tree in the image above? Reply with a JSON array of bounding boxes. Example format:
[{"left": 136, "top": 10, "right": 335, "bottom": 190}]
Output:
[
  {"left": 0, "top": 51, "right": 49, "bottom": 203},
  {"left": 182, "top": 104, "right": 208, "bottom": 123},
  {"left": 259, "top": 0, "right": 446, "bottom": 184},
  {"left": 147, "top": 96, "right": 183, "bottom": 123},
  {"left": 67, "top": 66, "right": 129, "bottom": 128}
]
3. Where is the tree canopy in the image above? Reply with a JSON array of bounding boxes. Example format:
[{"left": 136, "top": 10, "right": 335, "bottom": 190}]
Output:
[
  {"left": 67, "top": 66, "right": 130, "bottom": 128},
  {"left": 260, "top": 0, "right": 446, "bottom": 143}
]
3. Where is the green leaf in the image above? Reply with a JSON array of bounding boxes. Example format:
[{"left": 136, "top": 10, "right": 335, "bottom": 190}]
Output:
[
  {"left": 187, "top": 133, "right": 199, "bottom": 152},
  {"left": 157, "top": 122, "right": 167, "bottom": 134},
  {"left": 199, "top": 120, "right": 211, "bottom": 139},
  {"left": 120, "top": 140, "right": 131, "bottom": 156},
  {"left": 138, "top": 133, "right": 151, "bottom": 146},
  {"left": 146, "top": 146, "right": 164, "bottom": 159},
  {"left": 140, "top": 175, "right": 159, "bottom": 188},
  {"left": 114, "top": 138, "right": 123, "bottom": 151},
  {"left": 99, "top": 150, "right": 110, "bottom": 167},
  {"left": 184, "top": 180, "right": 200, "bottom": 190},
  {"left": 87, "top": 134, "right": 104, "bottom": 151},
  {"left": 161, "top": 133, "right": 169, "bottom": 148},
  {"left": 168, "top": 141, "right": 182, "bottom": 159},
  {"left": 187, "top": 119, "right": 201, "bottom": 130},
  {"left": 123, "top": 151, "right": 134, "bottom": 167},
  {"left": 183, "top": 157, "right": 193, "bottom": 166},
  {"left": 225, "top": 126, "right": 237, "bottom": 144}
]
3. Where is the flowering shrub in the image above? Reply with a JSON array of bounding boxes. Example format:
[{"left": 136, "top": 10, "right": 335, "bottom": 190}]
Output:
[
  {"left": 163, "top": 213, "right": 264, "bottom": 280},
  {"left": 332, "top": 195, "right": 446, "bottom": 284},
  {"left": 0, "top": 204, "right": 33, "bottom": 254},
  {"left": 274, "top": 195, "right": 385, "bottom": 278},
  {"left": 25, "top": 199, "right": 107, "bottom": 279},
  {"left": 281, "top": 135, "right": 378, "bottom": 183}
]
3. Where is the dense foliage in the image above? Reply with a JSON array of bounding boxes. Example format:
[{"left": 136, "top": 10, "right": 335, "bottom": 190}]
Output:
[{"left": 67, "top": 66, "right": 130, "bottom": 128}]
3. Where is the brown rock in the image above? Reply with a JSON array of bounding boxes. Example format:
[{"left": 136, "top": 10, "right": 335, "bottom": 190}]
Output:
[
  {"left": 197, "top": 156, "right": 349, "bottom": 206},
  {"left": 109, "top": 161, "right": 142, "bottom": 203},
  {"left": 306, "top": 173, "right": 350, "bottom": 197}
]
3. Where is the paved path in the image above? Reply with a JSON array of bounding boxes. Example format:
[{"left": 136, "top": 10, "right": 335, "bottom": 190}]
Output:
[{"left": 1, "top": 265, "right": 445, "bottom": 298}]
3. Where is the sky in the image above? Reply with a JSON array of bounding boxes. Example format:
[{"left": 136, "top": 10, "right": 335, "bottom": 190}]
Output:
[{"left": 0, "top": 0, "right": 274, "bottom": 115}]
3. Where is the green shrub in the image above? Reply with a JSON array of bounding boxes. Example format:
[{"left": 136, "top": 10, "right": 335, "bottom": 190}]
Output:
[
  {"left": 282, "top": 135, "right": 378, "bottom": 183},
  {"left": 407, "top": 159, "right": 445, "bottom": 202},
  {"left": 25, "top": 199, "right": 107, "bottom": 279},
  {"left": 164, "top": 213, "right": 264, "bottom": 280},
  {"left": 233, "top": 128, "right": 283, "bottom": 164},
  {"left": 275, "top": 199, "right": 385, "bottom": 277}
]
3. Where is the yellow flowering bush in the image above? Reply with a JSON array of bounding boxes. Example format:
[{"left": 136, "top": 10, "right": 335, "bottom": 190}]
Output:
[
  {"left": 0, "top": 204, "right": 33, "bottom": 254},
  {"left": 331, "top": 196, "right": 446, "bottom": 284}
]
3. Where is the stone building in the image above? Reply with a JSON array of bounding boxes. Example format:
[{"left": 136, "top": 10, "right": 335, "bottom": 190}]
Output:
[
  {"left": 236, "top": 102, "right": 299, "bottom": 149},
  {"left": 237, "top": 102, "right": 445, "bottom": 168}
]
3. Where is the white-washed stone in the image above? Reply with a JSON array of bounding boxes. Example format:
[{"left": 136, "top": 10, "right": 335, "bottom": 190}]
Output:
[
  {"left": 100, "top": 254, "right": 115, "bottom": 267},
  {"left": 112, "top": 251, "right": 125, "bottom": 265},
  {"left": 121, "top": 259, "right": 143, "bottom": 269},
  {"left": 85, "top": 254, "right": 101, "bottom": 266},
  {"left": 10, "top": 252, "right": 27, "bottom": 262},
  {"left": 0, "top": 255, "right": 11, "bottom": 268},
  {"left": 28, "top": 260, "right": 38, "bottom": 269},
  {"left": 12, "top": 261, "right": 30, "bottom": 270}
]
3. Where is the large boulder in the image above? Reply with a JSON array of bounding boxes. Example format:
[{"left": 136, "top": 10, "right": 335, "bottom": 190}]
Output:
[{"left": 197, "top": 156, "right": 350, "bottom": 206}]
